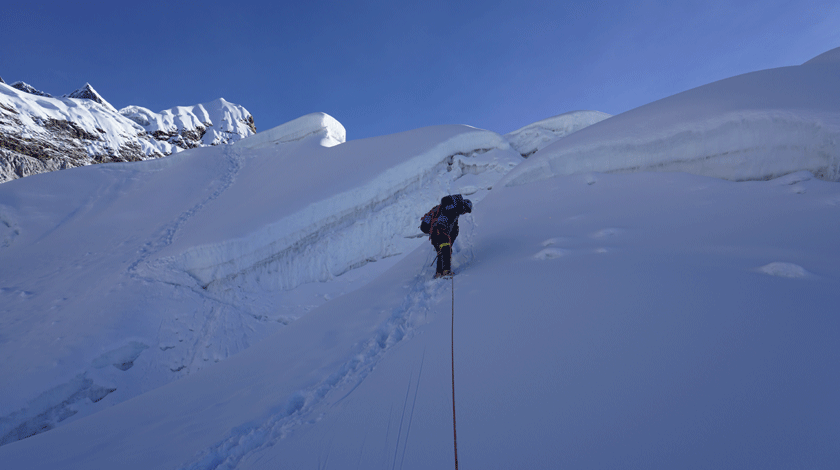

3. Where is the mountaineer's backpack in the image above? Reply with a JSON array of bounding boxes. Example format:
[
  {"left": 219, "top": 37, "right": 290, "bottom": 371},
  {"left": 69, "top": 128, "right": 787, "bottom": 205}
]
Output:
[{"left": 419, "top": 205, "right": 440, "bottom": 235}]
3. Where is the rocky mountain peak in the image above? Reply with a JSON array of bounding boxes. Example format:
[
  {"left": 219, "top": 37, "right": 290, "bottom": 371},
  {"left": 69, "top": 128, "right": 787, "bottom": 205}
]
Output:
[
  {"left": 66, "top": 83, "right": 117, "bottom": 112},
  {"left": 10, "top": 81, "right": 52, "bottom": 98}
]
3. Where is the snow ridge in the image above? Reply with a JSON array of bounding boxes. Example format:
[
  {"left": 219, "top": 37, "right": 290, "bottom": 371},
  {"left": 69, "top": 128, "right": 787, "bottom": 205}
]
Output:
[
  {"left": 501, "top": 48, "right": 840, "bottom": 187},
  {"left": 10, "top": 81, "right": 52, "bottom": 97},
  {"left": 120, "top": 98, "right": 257, "bottom": 152},
  {"left": 504, "top": 110, "right": 611, "bottom": 157}
]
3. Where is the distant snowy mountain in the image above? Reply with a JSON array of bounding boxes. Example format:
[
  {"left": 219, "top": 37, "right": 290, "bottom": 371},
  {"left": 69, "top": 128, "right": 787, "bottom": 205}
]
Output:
[
  {"left": 502, "top": 46, "right": 840, "bottom": 187},
  {"left": 504, "top": 110, "right": 611, "bottom": 157},
  {"left": 120, "top": 97, "right": 257, "bottom": 152},
  {"left": 0, "top": 81, "right": 256, "bottom": 183}
]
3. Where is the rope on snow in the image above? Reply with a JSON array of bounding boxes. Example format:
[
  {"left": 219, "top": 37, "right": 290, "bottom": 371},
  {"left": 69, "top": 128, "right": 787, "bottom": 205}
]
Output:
[{"left": 451, "top": 274, "right": 459, "bottom": 470}]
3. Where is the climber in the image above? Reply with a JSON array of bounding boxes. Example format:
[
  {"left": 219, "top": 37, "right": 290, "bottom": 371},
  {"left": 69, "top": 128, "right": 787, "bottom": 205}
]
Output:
[{"left": 420, "top": 194, "right": 472, "bottom": 278}]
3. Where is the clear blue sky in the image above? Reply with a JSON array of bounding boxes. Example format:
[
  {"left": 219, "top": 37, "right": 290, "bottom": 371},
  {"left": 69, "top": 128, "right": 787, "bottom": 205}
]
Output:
[{"left": 2, "top": 0, "right": 838, "bottom": 140}]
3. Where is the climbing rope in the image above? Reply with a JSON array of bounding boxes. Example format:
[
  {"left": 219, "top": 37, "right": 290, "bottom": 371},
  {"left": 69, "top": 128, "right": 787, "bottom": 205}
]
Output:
[{"left": 451, "top": 274, "right": 459, "bottom": 470}]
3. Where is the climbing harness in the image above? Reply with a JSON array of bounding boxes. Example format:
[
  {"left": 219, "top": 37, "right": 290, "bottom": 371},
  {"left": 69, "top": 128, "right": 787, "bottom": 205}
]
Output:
[{"left": 451, "top": 274, "right": 459, "bottom": 470}]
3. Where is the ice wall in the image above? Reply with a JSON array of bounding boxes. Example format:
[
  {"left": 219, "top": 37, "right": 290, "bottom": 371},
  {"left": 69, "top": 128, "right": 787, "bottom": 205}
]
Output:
[{"left": 157, "top": 127, "right": 520, "bottom": 294}]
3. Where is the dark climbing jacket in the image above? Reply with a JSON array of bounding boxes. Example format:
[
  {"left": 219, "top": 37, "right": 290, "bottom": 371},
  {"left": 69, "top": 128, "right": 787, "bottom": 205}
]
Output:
[
  {"left": 420, "top": 194, "right": 472, "bottom": 244},
  {"left": 421, "top": 194, "right": 472, "bottom": 276}
]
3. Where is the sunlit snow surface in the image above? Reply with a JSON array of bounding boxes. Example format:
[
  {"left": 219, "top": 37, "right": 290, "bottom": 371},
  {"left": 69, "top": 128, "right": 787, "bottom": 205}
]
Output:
[{"left": 1, "top": 48, "right": 839, "bottom": 468}]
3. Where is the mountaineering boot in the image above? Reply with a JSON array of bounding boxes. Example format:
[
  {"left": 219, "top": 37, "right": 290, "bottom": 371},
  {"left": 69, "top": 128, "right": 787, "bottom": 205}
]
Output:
[{"left": 435, "top": 242, "right": 452, "bottom": 278}]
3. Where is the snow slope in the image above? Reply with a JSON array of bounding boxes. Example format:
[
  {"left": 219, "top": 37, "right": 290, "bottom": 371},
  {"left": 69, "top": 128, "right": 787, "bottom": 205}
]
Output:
[
  {"left": 501, "top": 46, "right": 840, "bottom": 186},
  {"left": 0, "top": 169, "right": 837, "bottom": 469},
  {"left": 0, "top": 119, "right": 521, "bottom": 445}
]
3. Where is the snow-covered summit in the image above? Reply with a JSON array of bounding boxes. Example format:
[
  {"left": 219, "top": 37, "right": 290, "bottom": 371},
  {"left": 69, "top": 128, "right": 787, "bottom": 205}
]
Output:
[
  {"left": 501, "top": 47, "right": 840, "bottom": 187},
  {"left": 65, "top": 83, "right": 117, "bottom": 112},
  {"left": 504, "top": 110, "right": 611, "bottom": 157}
]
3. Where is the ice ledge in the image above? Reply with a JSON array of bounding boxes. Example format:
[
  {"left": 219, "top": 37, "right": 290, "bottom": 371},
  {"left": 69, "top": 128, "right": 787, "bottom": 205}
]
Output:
[
  {"left": 501, "top": 110, "right": 840, "bottom": 187},
  {"left": 236, "top": 112, "right": 346, "bottom": 149}
]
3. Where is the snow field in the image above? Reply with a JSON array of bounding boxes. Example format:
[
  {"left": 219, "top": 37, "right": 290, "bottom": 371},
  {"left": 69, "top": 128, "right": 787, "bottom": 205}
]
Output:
[{"left": 5, "top": 169, "right": 835, "bottom": 469}]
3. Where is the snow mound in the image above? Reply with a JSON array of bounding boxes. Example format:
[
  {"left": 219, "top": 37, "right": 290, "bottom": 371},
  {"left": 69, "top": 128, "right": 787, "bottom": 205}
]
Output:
[
  {"left": 501, "top": 47, "right": 840, "bottom": 187},
  {"left": 504, "top": 110, "right": 611, "bottom": 157},
  {"left": 758, "top": 262, "right": 808, "bottom": 278},
  {"left": 236, "top": 112, "right": 345, "bottom": 149}
]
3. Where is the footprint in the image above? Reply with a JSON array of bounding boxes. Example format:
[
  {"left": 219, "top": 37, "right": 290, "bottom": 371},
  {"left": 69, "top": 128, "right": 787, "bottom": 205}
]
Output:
[
  {"left": 591, "top": 228, "right": 624, "bottom": 239},
  {"left": 824, "top": 194, "right": 840, "bottom": 207},
  {"left": 91, "top": 341, "right": 150, "bottom": 371},
  {"left": 534, "top": 248, "right": 569, "bottom": 260},
  {"left": 757, "top": 262, "right": 808, "bottom": 279},
  {"left": 541, "top": 237, "right": 570, "bottom": 247},
  {"left": 775, "top": 171, "right": 812, "bottom": 186}
]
